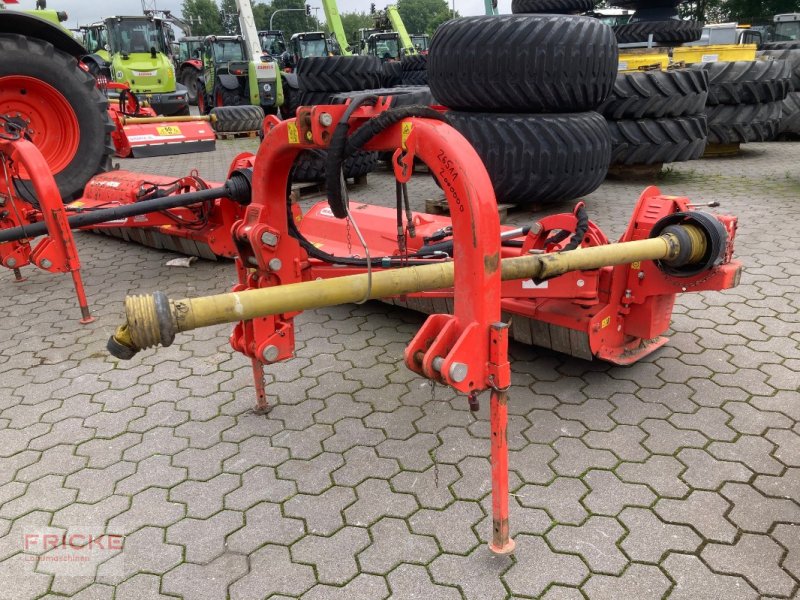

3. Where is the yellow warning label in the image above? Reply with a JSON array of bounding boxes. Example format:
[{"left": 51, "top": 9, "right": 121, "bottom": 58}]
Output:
[
  {"left": 401, "top": 121, "right": 413, "bottom": 150},
  {"left": 601, "top": 316, "right": 611, "bottom": 329},
  {"left": 631, "top": 261, "right": 641, "bottom": 269},
  {"left": 157, "top": 125, "right": 182, "bottom": 136},
  {"left": 287, "top": 122, "right": 300, "bottom": 144}
]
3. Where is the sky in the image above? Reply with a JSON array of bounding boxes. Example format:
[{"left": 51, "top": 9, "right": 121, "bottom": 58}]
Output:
[{"left": 12, "top": 0, "right": 511, "bottom": 29}]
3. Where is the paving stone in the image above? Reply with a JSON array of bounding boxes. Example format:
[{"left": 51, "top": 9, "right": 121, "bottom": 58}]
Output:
[
  {"left": 276, "top": 451, "right": 344, "bottom": 494},
  {"left": 172, "top": 442, "right": 239, "bottom": 481},
  {"left": 323, "top": 417, "right": 385, "bottom": 453},
  {"left": 434, "top": 426, "right": 491, "bottom": 465},
  {"left": 386, "top": 564, "right": 462, "bottom": 600},
  {"left": 222, "top": 435, "right": 290, "bottom": 474},
  {"left": 754, "top": 468, "right": 800, "bottom": 503},
  {"left": 226, "top": 502, "right": 304, "bottom": 553},
  {"left": 0, "top": 474, "right": 76, "bottom": 518},
  {"left": 504, "top": 534, "right": 588, "bottom": 597},
  {"left": 702, "top": 533, "right": 795, "bottom": 597},
  {"left": 655, "top": 490, "right": 736, "bottom": 543},
  {"left": 114, "top": 574, "right": 175, "bottom": 600},
  {"left": 224, "top": 466, "right": 296, "bottom": 510},
  {"left": 721, "top": 482, "right": 800, "bottom": 533},
  {"left": 547, "top": 516, "right": 627, "bottom": 575},
  {"left": 541, "top": 586, "right": 585, "bottom": 600},
  {"left": 167, "top": 509, "right": 244, "bottom": 563},
  {"left": 115, "top": 454, "right": 187, "bottom": 495},
  {"left": 724, "top": 401, "right": 793, "bottom": 435},
  {"left": 616, "top": 455, "right": 689, "bottom": 498},
  {"left": 345, "top": 478, "right": 418, "bottom": 527},
  {"left": 523, "top": 409, "right": 586, "bottom": 443},
  {"left": 409, "top": 500, "right": 483, "bottom": 554},
  {"left": 364, "top": 406, "right": 423, "bottom": 440},
  {"left": 430, "top": 548, "right": 513, "bottom": 600},
  {"left": 170, "top": 473, "right": 240, "bottom": 518},
  {"left": 766, "top": 428, "right": 800, "bottom": 467},
  {"left": 108, "top": 488, "right": 185, "bottom": 535},
  {"left": 709, "top": 435, "right": 784, "bottom": 475},
  {"left": 284, "top": 486, "right": 356, "bottom": 535},
  {"left": 583, "top": 425, "right": 649, "bottom": 461},
  {"left": 677, "top": 448, "right": 752, "bottom": 490},
  {"left": 662, "top": 553, "right": 757, "bottom": 600},
  {"left": 582, "top": 563, "right": 671, "bottom": 599},
  {"left": 303, "top": 573, "right": 390, "bottom": 600},
  {"left": 358, "top": 517, "right": 438, "bottom": 575},
  {"left": 773, "top": 523, "right": 800, "bottom": 581},
  {"left": 377, "top": 432, "right": 440, "bottom": 471},
  {"left": 163, "top": 553, "right": 249, "bottom": 600},
  {"left": 669, "top": 407, "right": 737, "bottom": 441},
  {"left": 392, "top": 463, "right": 460, "bottom": 509},
  {"left": 551, "top": 438, "right": 617, "bottom": 477},
  {"left": 292, "top": 526, "right": 371, "bottom": 584},
  {"left": 517, "top": 477, "right": 589, "bottom": 524},
  {"left": 641, "top": 419, "right": 707, "bottom": 454},
  {"left": 619, "top": 507, "right": 701, "bottom": 563},
  {"left": 581, "top": 469, "right": 655, "bottom": 515},
  {"left": 0, "top": 553, "right": 53, "bottom": 600},
  {"left": 97, "top": 526, "right": 182, "bottom": 584}
]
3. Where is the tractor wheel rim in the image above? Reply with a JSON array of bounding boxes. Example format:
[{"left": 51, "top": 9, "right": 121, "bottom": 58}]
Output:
[{"left": 0, "top": 75, "right": 80, "bottom": 176}]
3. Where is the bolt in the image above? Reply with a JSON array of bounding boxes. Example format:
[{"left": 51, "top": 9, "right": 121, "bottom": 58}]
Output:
[
  {"left": 638, "top": 271, "right": 645, "bottom": 280},
  {"left": 262, "top": 345, "right": 279, "bottom": 363},
  {"left": 261, "top": 231, "right": 278, "bottom": 246},
  {"left": 529, "top": 222, "right": 543, "bottom": 235},
  {"left": 40, "top": 259, "right": 52, "bottom": 269},
  {"left": 319, "top": 112, "right": 333, "bottom": 127},
  {"left": 6, "top": 258, "right": 17, "bottom": 268},
  {"left": 576, "top": 279, "right": 585, "bottom": 288},
  {"left": 305, "top": 131, "right": 313, "bottom": 141},
  {"left": 624, "top": 289, "right": 631, "bottom": 298},
  {"left": 268, "top": 258, "right": 282, "bottom": 271},
  {"left": 448, "top": 362, "right": 468, "bottom": 383},
  {"left": 0, "top": 195, "right": 6, "bottom": 206}
]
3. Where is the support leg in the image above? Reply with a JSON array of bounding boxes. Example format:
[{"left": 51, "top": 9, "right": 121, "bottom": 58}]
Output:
[
  {"left": 12, "top": 268, "right": 27, "bottom": 283},
  {"left": 251, "top": 358, "right": 271, "bottom": 414},
  {"left": 70, "top": 270, "right": 94, "bottom": 324},
  {"left": 488, "top": 389, "right": 515, "bottom": 555}
]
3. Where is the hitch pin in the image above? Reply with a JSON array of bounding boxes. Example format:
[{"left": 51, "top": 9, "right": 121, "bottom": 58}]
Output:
[{"left": 686, "top": 201, "right": 720, "bottom": 208}]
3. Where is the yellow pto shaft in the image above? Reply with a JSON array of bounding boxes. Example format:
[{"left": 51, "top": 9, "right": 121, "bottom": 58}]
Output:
[
  {"left": 108, "top": 223, "right": 709, "bottom": 359},
  {"left": 120, "top": 114, "right": 217, "bottom": 125}
]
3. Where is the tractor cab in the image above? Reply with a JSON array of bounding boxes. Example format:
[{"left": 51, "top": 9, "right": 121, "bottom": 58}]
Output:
[
  {"left": 178, "top": 36, "right": 204, "bottom": 63},
  {"left": 259, "top": 30, "right": 287, "bottom": 59},
  {"left": 283, "top": 32, "right": 330, "bottom": 70},
  {"left": 410, "top": 33, "right": 429, "bottom": 53},
  {"left": 81, "top": 22, "right": 110, "bottom": 62},
  {"left": 354, "top": 27, "right": 381, "bottom": 54},
  {"left": 367, "top": 31, "right": 401, "bottom": 62},
  {"left": 774, "top": 13, "right": 800, "bottom": 42}
]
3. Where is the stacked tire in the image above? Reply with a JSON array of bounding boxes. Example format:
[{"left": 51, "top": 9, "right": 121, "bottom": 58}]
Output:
[
  {"left": 428, "top": 14, "right": 617, "bottom": 206},
  {"left": 400, "top": 54, "right": 427, "bottom": 85},
  {"left": 288, "top": 56, "right": 383, "bottom": 182},
  {"left": 608, "top": 0, "right": 702, "bottom": 45},
  {"left": 688, "top": 59, "right": 791, "bottom": 145},
  {"left": 757, "top": 48, "right": 800, "bottom": 138},
  {"left": 598, "top": 68, "right": 709, "bottom": 166}
]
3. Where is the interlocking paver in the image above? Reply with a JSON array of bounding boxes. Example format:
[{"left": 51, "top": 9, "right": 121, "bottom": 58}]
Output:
[
  {"left": 662, "top": 553, "right": 757, "bottom": 600},
  {"left": 293, "top": 526, "right": 371, "bottom": 584},
  {"left": 358, "top": 517, "right": 438, "bottom": 575},
  {"left": 2, "top": 141, "right": 799, "bottom": 599}
]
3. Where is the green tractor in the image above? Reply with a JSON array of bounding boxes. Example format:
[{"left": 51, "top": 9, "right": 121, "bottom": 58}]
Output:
[
  {"left": 196, "top": 35, "right": 282, "bottom": 115},
  {"left": 81, "top": 15, "right": 189, "bottom": 116}
]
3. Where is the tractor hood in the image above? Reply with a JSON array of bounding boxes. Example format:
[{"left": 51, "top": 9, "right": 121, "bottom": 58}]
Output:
[{"left": 112, "top": 52, "right": 175, "bottom": 94}]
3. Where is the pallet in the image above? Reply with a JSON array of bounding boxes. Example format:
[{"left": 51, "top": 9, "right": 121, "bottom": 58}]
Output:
[
  {"left": 215, "top": 130, "right": 260, "bottom": 140},
  {"left": 703, "top": 143, "right": 741, "bottom": 158},
  {"left": 424, "top": 195, "right": 519, "bottom": 223},
  {"left": 606, "top": 163, "right": 664, "bottom": 180},
  {"left": 289, "top": 174, "right": 369, "bottom": 202}
]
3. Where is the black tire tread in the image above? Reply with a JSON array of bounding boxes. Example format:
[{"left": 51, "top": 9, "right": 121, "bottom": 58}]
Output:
[
  {"left": 607, "top": 115, "right": 707, "bottom": 165},
  {"left": 689, "top": 59, "right": 792, "bottom": 105},
  {"left": 0, "top": 34, "right": 113, "bottom": 200},
  {"left": 328, "top": 86, "right": 435, "bottom": 107},
  {"left": 382, "top": 60, "right": 403, "bottom": 86},
  {"left": 762, "top": 41, "right": 800, "bottom": 51},
  {"left": 400, "top": 70, "right": 428, "bottom": 85},
  {"left": 757, "top": 49, "right": 800, "bottom": 90},
  {"left": 779, "top": 91, "right": 800, "bottom": 135},
  {"left": 706, "top": 101, "right": 782, "bottom": 144},
  {"left": 613, "top": 20, "right": 702, "bottom": 44},
  {"left": 297, "top": 56, "right": 382, "bottom": 92},
  {"left": 401, "top": 54, "right": 427, "bottom": 71},
  {"left": 511, "top": 0, "right": 594, "bottom": 13},
  {"left": 597, "top": 68, "right": 708, "bottom": 119},
  {"left": 291, "top": 149, "right": 378, "bottom": 182},
  {"left": 447, "top": 111, "right": 611, "bottom": 205},
  {"left": 428, "top": 15, "right": 617, "bottom": 113},
  {"left": 211, "top": 105, "right": 264, "bottom": 132}
]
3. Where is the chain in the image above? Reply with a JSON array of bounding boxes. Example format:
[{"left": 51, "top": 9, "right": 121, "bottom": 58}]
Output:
[
  {"left": 0, "top": 114, "right": 26, "bottom": 141},
  {"left": 346, "top": 217, "right": 352, "bottom": 256}
]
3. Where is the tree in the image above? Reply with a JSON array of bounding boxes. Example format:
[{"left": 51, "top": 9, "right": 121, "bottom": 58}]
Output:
[
  {"left": 264, "top": 0, "right": 321, "bottom": 36},
  {"left": 181, "top": 0, "right": 222, "bottom": 36},
  {"left": 219, "top": 0, "right": 241, "bottom": 34},
  {"left": 339, "top": 11, "right": 374, "bottom": 44},
  {"left": 253, "top": 2, "right": 271, "bottom": 30},
  {"left": 397, "top": 0, "right": 455, "bottom": 36}
]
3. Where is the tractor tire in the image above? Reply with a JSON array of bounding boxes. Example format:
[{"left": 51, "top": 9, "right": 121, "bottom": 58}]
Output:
[
  {"left": 511, "top": 0, "right": 595, "bottom": 14},
  {"left": 689, "top": 59, "right": 792, "bottom": 105},
  {"left": 216, "top": 85, "right": 248, "bottom": 107},
  {"left": 181, "top": 68, "right": 201, "bottom": 105},
  {"left": 706, "top": 101, "right": 782, "bottom": 144},
  {"left": 613, "top": 20, "right": 702, "bottom": 44},
  {"left": 428, "top": 15, "right": 617, "bottom": 113},
  {"left": 297, "top": 56, "right": 382, "bottom": 92},
  {"left": 401, "top": 70, "right": 428, "bottom": 85},
  {"left": 762, "top": 41, "right": 800, "bottom": 51},
  {"left": 607, "top": 115, "right": 707, "bottom": 165},
  {"left": 211, "top": 105, "right": 265, "bottom": 133},
  {"left": 280, "top": 80, "right": 300, "bottom": 118},
  {"left": 382, "top": 60, "right": 403, "bottom": 87},
  {"left": 778, "top": 91, "right": 800, "bottom": 137},
  {"left": 757, "top": 49, "right": 800, "bottom": 90},
  {"left": 401, "top": 54, "right": 427, "bottom": 71},
  {"left": 609, "top": 0, "right": 680, "bottom": 8},
  {"left": 0, "top": 34, "right": 113, "bottom": 201},
  {"left": 291, "top": 149, "right": 378, "bottom": 183},
  {"left": 597, "top": 68, "right": 708, "bottom": 119},
  {"left": 299, "top": 91, "right": 337, "bottom": 108},
  {"left": 447, "top": 111, "right": 611, "bottom": 206},
  {"left": 329, "top": 86, "right": 435, "bottom": 108}
]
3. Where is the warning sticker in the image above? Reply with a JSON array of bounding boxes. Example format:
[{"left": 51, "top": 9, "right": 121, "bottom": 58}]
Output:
[
  {"left": 401, "top": 121, "right": 413, "bottom": 150},
  {"left": 287, "top": 122, "right": 300, "bottom": 144},
  {"left": 157, "top": 125, "right": 182, "bottom": 136}
]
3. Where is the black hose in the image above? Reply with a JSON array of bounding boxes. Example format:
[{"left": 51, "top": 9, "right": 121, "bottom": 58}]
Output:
[
  {"left": 545, "top": 204, "right": 589, "bottom": 252},
  {"left": 325, "top": 104, "right": 448, "bottom": 218}
]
